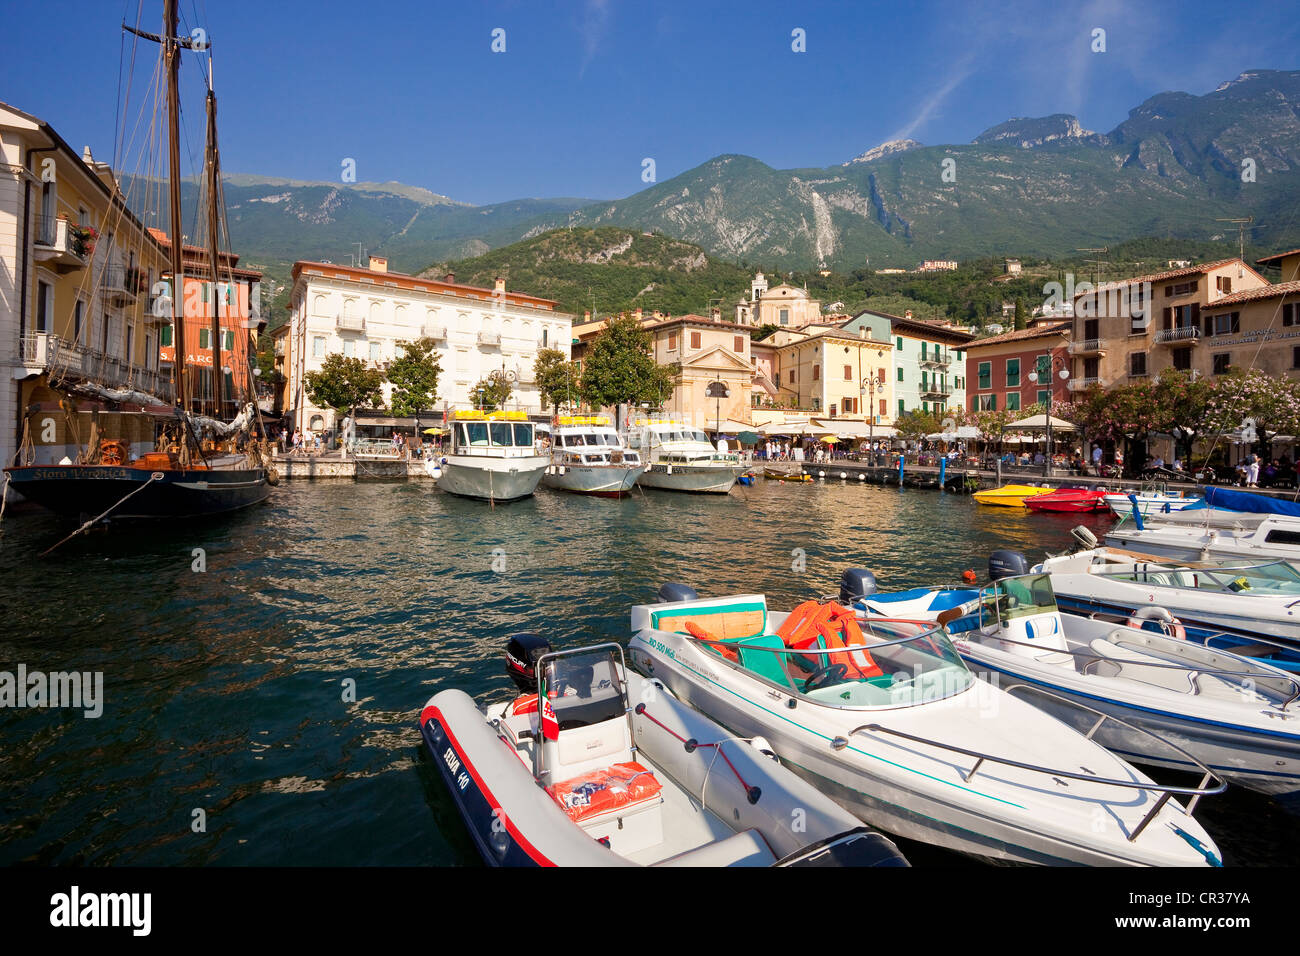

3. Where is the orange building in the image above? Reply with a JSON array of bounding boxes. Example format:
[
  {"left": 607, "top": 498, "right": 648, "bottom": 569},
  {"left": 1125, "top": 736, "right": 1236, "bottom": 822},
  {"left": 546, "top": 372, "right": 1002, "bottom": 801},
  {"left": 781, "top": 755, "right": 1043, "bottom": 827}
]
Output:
[{"left": 148, "top": 228, "right": 263, "bottom": 418}]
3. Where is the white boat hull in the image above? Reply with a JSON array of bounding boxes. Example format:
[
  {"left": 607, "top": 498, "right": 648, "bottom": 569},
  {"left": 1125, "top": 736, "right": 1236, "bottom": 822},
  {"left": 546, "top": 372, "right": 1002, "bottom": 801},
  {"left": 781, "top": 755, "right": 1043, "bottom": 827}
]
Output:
[
  {"left": 540, "top": 464, "right": 647, "bottom": 497},
  {"left": 437, "top": 455, "right": 548, "bottom": 502},
  {"left": 637, "top": 462, "right": 743, "bottom": 494}
]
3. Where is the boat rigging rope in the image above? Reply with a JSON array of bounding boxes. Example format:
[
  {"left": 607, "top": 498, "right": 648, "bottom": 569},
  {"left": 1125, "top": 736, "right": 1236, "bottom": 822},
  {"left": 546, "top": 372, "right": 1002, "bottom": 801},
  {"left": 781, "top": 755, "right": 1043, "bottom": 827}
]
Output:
[{"left": 38, "top": 472, "right": 163, "bottom": 558}]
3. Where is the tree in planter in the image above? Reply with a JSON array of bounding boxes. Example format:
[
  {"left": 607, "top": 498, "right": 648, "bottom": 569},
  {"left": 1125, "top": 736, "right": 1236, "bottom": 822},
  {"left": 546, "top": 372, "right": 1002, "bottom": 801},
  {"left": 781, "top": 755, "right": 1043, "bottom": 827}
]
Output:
[
  {"left": 304, "top": 353, "right": 385, "bottom": 426},
  {"left": 387, "top": 337, "right": 442, "bottom": 429},
  {"left": 469, "top": 370, "right": 513, "bottom": 411},
  {"left": 579, "top": 314, "right": 678, "bottom": 413},
  {"left": 533, "top": 348, "right": 581, "bottom": 414}
]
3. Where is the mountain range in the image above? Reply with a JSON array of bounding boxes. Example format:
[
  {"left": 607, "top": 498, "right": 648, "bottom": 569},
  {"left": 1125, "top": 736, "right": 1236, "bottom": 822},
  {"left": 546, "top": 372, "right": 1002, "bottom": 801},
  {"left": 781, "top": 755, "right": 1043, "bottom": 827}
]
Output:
[{"left": 131, "top": 69, "right": 1300, "bottom": 324}]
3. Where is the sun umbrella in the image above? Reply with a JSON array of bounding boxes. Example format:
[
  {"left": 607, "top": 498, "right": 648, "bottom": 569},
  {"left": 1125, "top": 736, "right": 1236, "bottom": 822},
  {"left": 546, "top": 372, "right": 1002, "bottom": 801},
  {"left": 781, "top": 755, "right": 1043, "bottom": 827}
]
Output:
[
  {"left": 737, "top": 431, "right": 761, "bottom": 444},
  {"left": 818, "top": 435, "right": 838, "bottom": 443},
  {"left": 422, "top": 427, "right": 446, "bottom": 435}
]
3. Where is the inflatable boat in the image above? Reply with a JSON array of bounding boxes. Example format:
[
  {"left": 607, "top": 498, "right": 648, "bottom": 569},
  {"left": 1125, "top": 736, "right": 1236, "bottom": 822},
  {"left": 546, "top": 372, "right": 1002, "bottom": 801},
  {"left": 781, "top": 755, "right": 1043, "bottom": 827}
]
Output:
[{"left": 419, "top": 637, "right": 909, "bottom": 867}]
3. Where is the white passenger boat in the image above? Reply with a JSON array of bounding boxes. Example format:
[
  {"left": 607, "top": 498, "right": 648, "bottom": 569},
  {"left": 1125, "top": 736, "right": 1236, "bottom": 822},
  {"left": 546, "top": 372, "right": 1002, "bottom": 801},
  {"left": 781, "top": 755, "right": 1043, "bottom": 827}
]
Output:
[
  {"left": 852, "top": 568, "right": 1300, "bottom": 806},
  {"left": 419, "top": 637, "right": 909, "bottom": 867},
  {"left": 629, "top": 586, "right": 1224, "bottom": 866},
  {"left": 436, "top": 410, "right": 548, "bottom": 503},
  {"left": 626, "top": 419, "right": 745, "bottom": 494},
  {"left": 1106, "top": 513, "right": 1300, "bottom": 563},
  {"left": 540, "top": 415, "right": 647, "bottom": 497}
]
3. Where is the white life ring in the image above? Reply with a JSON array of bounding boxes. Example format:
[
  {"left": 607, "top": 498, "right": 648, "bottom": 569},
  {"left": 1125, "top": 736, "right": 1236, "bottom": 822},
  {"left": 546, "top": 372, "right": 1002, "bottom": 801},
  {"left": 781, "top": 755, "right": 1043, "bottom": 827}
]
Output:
[{"left": 1128, "top": 605, "right": 1186, "bottom": 640}]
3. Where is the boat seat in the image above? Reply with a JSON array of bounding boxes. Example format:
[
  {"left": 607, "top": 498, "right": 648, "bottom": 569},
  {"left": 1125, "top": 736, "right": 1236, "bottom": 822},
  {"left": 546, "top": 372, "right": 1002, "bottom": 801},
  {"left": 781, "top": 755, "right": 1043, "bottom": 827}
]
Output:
[
  {"left": 540, "top": 714, "right": 635, "bottom": 785},
  {"left": 655, "top": 828, "right": 777, "bottom": 867},
  {"left": 647, "top": 597, "right": 768, "bottom": 642},
  {"left": 546, "top": 761, "right": 663, "bottom": 822},
  {"left": 737, "top": 633, "right": 793, "bottom": 687},
  {"left": 1088, "top": 637, "right": 1197, "bottom": 693}
]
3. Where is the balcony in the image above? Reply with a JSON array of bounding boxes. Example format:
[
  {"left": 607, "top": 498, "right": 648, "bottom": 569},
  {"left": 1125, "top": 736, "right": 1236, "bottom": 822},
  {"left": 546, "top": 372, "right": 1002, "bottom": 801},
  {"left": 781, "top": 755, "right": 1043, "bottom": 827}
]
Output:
[
  {"left": 1068, "top": 377, "right": 1102, "bottom": 392},
  {"left": 422, "top": 325, "right": 447, "bottom": 341},
  {"left": 919, "top": 382, "right": 952, "bottom": 398},
  {"left": 478, "top": 330, "right": 501, "bottom": 347},
  {"left": 1153, "top": 326, "right": 1200, "bottom": 345},
  {"left": 918, "top": 353, "right": 952, "bottom": 369},
  {"left": 19, "top": 332, "right": 174, "bottom": 402},
  {"left": 1067, "top": 339, "right": 1106, "bottom": 356},
  {"left": 32, "top": 216, "right": 91, "bottom": 272},
  {"left": 101, "top": 265, "right": 141, "bottom": 306},
  {"left": 337, "top": 314, "right": 365, "bottom": 332}
]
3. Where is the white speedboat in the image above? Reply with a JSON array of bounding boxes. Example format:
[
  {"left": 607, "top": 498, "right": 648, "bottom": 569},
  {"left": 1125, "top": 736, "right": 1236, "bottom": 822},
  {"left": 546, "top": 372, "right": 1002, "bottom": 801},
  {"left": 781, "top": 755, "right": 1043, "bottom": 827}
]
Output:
[
  {"left": 1106, "top": 513, "right": 1300, "bottom": 563},
  {"left": 1034, "top": 547, "right": 1300, "bottom": 669},
  {"left": 540, "top": 415, "right": 647, "bottom": 497},
  {"left": 1103, "top": 484, "right": 1202, "bottom": 518},
  {"left": 626, "top": 419, "right": 745, "bottom": 494},
  {"left": 436, "top": 410, "right": 548, "bottom": 503},
  {"left": 628, "top": 587, "right": 1224, "bottom": 866},
  {"left": 852, "top": 568, "right": 1300, "bottom": 805},
  {"left": 419, "top": 636, "right": 909, "bottom": 867}
]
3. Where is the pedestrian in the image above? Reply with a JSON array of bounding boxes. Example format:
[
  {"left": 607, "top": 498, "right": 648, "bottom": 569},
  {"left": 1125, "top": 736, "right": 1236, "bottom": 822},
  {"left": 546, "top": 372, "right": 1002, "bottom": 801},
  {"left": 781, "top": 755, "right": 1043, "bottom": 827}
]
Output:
[{"left": 1247, "top": 454, "right": 1260, "bottom": 488}]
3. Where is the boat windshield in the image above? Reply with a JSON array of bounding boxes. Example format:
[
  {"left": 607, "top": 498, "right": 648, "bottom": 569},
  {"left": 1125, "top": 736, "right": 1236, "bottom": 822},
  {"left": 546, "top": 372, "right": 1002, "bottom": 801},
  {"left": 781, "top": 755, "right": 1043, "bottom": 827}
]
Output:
[
  {"left": 1195, "top": 561, "right": 1300, "bottom": 593},
  {"left": 541, "top": 649, "right": 626, "bottom": 730},
  {"left": 461, "top": 422, "right": 489, "bottom": 447},
  {"left": 979, "top": 573, "right": 1059, "bottom": 625}
]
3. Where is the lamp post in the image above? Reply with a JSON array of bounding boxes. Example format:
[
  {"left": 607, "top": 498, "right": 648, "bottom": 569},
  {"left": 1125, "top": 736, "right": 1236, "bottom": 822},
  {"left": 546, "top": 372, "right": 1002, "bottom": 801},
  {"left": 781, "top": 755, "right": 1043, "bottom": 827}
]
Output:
[
  {"left": 1027, "top": 354, "right": 1070, "bottom": 476},
  {"left": 860, "top": 374, "right": 881, "bottom": 462}
]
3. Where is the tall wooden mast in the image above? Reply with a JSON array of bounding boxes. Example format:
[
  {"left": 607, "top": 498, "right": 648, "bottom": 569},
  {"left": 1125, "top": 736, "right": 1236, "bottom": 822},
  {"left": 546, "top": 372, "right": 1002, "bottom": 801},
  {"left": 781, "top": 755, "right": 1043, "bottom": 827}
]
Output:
[
  {"left": 204, "top": 60, "right": 224, "bottom": 418},
  {"left": 162, "top": 0, "right": 190, "bottom": 462}
]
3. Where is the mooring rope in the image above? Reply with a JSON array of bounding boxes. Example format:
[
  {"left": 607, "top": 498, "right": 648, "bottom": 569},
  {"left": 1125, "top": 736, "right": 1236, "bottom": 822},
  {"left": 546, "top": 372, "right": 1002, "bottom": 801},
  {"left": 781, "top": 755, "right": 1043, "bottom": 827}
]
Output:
[{"left": 39, "top": 473, "right": 163, "bottom": 558}]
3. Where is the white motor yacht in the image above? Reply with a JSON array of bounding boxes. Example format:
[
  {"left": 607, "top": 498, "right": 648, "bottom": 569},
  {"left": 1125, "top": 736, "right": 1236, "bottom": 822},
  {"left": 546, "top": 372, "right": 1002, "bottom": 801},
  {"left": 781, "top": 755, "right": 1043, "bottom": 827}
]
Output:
[
  {"left": 436, "top": 410, "right": 548, "bottom": 503},
  {"left": 626, "top": 419, "right": 745, "bottom": 494},
  {"left": 541, "top": 415, "right": 647, "bottom": 497}
]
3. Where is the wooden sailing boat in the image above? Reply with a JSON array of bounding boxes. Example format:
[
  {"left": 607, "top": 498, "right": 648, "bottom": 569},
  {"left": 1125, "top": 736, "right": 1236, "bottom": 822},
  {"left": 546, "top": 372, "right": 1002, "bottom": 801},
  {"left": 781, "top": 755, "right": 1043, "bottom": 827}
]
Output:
[{"left": 4, "top": 0, "right": 273, "bottom": 520}]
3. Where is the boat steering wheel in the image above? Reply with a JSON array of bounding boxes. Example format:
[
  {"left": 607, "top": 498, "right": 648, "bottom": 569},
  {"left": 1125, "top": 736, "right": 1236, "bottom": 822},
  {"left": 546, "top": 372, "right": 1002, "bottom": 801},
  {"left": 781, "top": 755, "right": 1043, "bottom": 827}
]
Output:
[{"left": 804, "top": 663, "right": 848, "bottom": 692}]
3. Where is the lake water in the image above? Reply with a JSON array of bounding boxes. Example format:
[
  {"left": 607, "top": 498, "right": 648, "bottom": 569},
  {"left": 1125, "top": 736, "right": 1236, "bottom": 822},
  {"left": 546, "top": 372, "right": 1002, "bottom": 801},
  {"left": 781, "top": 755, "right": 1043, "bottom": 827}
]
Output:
[{"left": 1, "top": 478, "right": 1296, "bottom": 866}]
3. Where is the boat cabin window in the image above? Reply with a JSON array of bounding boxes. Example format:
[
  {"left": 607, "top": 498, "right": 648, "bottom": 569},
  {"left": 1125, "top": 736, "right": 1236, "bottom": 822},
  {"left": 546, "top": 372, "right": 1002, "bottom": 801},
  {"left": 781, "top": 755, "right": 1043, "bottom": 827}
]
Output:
[
  {"left": 1263, "top": 529, "right": 1300, "bottom": 546},
  {"left": 543, "top": 652, "right": 625, "bottom": 730},
  {"left": 458, "top": 422, "right": 490, "bottom": 447},
  {"left": 489, "top": 422, "right": 513, "bottom": 446},
  {"left": 513, "top": 423, "right": 534, "bottom": 446}
]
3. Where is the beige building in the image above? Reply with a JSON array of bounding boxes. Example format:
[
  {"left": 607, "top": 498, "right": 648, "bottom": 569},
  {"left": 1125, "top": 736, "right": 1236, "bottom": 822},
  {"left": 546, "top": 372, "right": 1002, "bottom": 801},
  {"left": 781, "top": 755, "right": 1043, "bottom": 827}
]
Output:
[
  {"left": 645, "top": 314, "right": 755, "bottom": 428},
  {"left": 1069, "top": 258, "right": 1271, "bottom": 390},
  {"left": 2, "top": 100, "right": 173, "bottom": 471},
  {"left": 734, "top": 272, "right": 824, "bottom": 329},
  {"left": 1258, "top": 249, "right": 1300, "bottom": 283},
  {"left": 764, "top": 327, "right": 894, "bottom": 423}
]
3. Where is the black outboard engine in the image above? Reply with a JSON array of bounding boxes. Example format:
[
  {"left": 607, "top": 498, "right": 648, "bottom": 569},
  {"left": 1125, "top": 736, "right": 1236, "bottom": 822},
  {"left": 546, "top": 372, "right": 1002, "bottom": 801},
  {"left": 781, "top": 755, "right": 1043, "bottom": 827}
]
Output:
[
  {"left": 840, "top": 569, "right": 878, "bottom": 605},
  {"left": 505, "top": 632, "right": 552, "bottom": 693},
  {"left": 988, "top": 550, "right": 1029, "bottom": 582},
  {"left": 657, "top": 583, "right": 699, "bottom": 603}
]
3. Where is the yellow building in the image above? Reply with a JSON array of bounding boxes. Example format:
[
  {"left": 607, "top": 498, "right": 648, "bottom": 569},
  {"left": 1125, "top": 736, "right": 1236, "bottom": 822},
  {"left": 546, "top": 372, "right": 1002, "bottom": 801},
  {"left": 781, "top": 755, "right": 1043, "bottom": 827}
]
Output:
[
  {"left": 767, "top": 328, "right": 894, "bottom": 423},
  {"left": 2, "top": 101, "right": 172, "bottom": 470}
]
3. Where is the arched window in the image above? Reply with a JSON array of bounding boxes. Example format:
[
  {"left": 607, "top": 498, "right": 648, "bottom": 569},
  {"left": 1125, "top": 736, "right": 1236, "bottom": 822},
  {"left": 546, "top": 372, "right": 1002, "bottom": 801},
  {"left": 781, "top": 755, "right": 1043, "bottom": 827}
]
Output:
[
  {"left": 314, "top": 294, "right": 328, "bottom": 314},
  {"left": 369, "top": 301, "right": 381, "bottom": 323},
  {"left": 310, "top": 414, "right": 324, "bottom": 429},
  {"left": 343, "top": 298, "right": 357, "bottom": 319}
]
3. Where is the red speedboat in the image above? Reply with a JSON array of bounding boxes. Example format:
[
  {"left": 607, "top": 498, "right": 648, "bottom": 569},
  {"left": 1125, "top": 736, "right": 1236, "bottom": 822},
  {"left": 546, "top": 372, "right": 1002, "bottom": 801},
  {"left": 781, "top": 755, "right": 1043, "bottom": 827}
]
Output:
[{"left": 1024, "top": 487, "right": 1110, "bottom": 513}]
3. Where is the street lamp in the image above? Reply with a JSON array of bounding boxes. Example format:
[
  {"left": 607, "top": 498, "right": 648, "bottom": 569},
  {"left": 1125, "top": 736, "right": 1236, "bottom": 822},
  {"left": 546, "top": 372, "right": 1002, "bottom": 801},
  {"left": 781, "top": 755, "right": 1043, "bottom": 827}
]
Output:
[
  {"left": 1027, "top": 354, "right": 1070, "bottom": 476},
  {"left": 860, "top": 374, "right": 881, "bottom": 461}
]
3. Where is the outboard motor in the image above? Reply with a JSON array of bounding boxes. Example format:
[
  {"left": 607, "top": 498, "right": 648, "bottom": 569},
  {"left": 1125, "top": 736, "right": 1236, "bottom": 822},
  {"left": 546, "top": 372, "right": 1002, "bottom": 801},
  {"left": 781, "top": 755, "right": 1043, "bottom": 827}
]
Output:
[
  {"left": 988, "top": 550, "right": 1029, "bottom": 582},
  {"left": 840, "top": 568, "right": 877, "bottom": 604},
  {"left": 505, "top": 632, "right": 552, "bottom": 693},
  {"left": 657, "top": 582, "right": 698, "bottom": 604},
  {"left": 1071, "top": 525, "right": 1099, "bottom": 552}
]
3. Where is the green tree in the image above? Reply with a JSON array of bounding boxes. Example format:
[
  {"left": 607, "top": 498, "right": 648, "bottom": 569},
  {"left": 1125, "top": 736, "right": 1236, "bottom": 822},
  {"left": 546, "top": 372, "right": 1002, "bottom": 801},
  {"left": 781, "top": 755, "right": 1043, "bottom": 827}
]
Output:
[
  {"left": 1013, "top": 299, "right": 1027, "bottom": 330},
  {"left": 751, "top": 323, "right": 779, "bottom": 341},
  {"left": 533, "top": 348, "right": 581, "bottom": 413},
  {"left": 893, "top": 409, "right": 942, "bottom": 441},
  {"left": 386, "top": 337, "right": 442, "bottom": 424},
  {"left": 580, "top": 314, "right": 679, "bottom": 411},
  {"left": 469, "top": 370, "right": 513, "bottom": 411},
  {"left": 304, "top": 353, "right": 385, "bottom": 417}
]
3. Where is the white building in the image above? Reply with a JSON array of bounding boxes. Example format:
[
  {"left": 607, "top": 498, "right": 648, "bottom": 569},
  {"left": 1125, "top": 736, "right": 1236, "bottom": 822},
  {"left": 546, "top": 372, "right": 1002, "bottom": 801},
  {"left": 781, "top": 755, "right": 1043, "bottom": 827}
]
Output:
[{"left": 283, "top": 257, "right": 573, "bottom": 433}]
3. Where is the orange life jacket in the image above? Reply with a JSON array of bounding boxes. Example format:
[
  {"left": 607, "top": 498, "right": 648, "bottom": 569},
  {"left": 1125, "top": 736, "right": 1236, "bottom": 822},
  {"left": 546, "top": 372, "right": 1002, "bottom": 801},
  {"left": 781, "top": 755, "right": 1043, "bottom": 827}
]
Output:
[
  {"left": 684, "top": 621, "right": 740, "bottom": 663},
  {"left": 779, "top": 601, "right": 882, "bottom": 680}
]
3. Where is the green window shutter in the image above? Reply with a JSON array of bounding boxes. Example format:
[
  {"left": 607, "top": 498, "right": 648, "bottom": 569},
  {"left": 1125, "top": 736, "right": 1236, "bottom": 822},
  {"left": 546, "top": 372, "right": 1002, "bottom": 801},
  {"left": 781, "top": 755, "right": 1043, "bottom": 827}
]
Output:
[
  {"left": 896, "top": 367, "right": 903, "bottom": 382},
  {"left": 898, "top": 398, "right": 904, "bottom": 414},
  {"left": 161, "top": 324, "right": 173, "bottom": 347},
  {"left": 895, "top": 336, "right": 903, "bottom": 350},
  {"left": 199, "top": 328, "right": 209, "bottom": 349}
]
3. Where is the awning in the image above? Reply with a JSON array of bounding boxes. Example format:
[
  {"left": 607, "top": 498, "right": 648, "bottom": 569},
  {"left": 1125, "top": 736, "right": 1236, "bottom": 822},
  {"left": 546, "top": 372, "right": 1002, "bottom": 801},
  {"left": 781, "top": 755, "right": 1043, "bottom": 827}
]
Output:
[
  {"left": 704, "top": 417, "right": 754, "bottom": 432},
  {"left": 925, "top": 426, "right": 981, "bottom": 440},
  {"left": 356, "top": 416, "right": 416, "bottom": 428},
  {"left": 1006, "top": 414, "right": 1075, "bottom": 431}
]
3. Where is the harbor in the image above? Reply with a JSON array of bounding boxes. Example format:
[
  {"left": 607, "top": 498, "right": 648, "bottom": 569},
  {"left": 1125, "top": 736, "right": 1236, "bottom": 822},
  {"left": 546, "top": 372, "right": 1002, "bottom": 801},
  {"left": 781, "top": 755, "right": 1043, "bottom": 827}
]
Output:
[{"left": 2, "top": 477, "right": 1299, "bottom": 867}]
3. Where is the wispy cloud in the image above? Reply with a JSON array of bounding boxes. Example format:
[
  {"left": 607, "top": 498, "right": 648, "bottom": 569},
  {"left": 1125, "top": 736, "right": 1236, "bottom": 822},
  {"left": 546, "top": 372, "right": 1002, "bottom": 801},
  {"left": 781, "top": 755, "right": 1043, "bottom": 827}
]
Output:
[
  {"left": 577, "top": 0, "right": 611, "bottom": 79},
  {"left": 888, "top": 53, "right": 976, "bottom": 142}
]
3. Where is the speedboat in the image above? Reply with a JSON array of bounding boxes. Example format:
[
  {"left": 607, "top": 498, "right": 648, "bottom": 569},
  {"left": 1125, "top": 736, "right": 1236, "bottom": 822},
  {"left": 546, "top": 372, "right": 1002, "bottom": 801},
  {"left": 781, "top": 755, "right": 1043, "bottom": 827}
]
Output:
[
  {"left": 764, "top": 468, "right": 812, "bottom": 482},
  {"left": 1103, "top": 483, "right": 1202, "bottom": 518},
  {"left": 628, "top": 585, "right": 1223, "bottom": 866},
  {"left": 852, "top": 566, "right": 1300, "bottom": 806},
  {"left": 437, "top": 409, "right": 548, "bottom": 503},
  {"left": 419, "top": 636, "right": 909, "bottom": 867},
  {"left": 626, "top": 419, "right": 746, "bottom": 494},
  {"left": 1105, "top": 513, "right": 1300, "bottom": 563},
  {"left": 973, "top": 484, "right": 1054, "bottom": 507},
  {"left": 540, "top": 414, "right": 646, "bottom": 497},
  {"left": 1024, "top": 487, "right": 1110, "bottom": 513},
  {"left": 1034, "top": 546, "right": 1300, "bottom": 669}
]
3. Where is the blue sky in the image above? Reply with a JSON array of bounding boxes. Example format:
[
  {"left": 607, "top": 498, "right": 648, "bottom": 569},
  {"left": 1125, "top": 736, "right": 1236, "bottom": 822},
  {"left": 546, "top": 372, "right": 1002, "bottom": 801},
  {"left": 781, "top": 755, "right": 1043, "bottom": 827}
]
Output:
[{"left": 2, "top": 0, "right": 1297, "bottom": 205}]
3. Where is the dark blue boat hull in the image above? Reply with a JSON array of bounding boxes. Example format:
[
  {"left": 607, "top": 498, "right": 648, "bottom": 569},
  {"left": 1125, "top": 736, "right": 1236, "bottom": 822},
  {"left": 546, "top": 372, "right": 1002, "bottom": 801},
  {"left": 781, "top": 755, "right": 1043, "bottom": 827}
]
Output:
[{"left": 4, "top": 464, "right": 271, "bottom": 519}]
